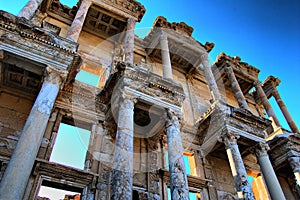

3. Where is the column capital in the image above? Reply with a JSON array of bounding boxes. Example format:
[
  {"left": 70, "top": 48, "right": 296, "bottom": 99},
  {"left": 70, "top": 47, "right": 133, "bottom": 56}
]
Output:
[
  {"left": 120, "top": 91, "right": 137, "bottom": 110},
  {"left": 200, "top": 53, "right": 209, "bottom": 66},
  {"left": 160, "top": 32, "right": 168, "bottom": 41},
  {"left": 126, "top": 18, "right": 136, "bottom": 30},
  {"left": 288, "top": 156, "right": 300, "bottom": 173},
  {"left": 253, "top": 80, "right": 261, "bottom": 87},
  {"left": 255, "top": 142, "right": 270, "bottom": 157},
  {"left": 165, "top": 109, "right": 182, "bottom": 128},
  {"left": 44, "top": 66, "right": 67, "bottom": 86},
  {"left": 218, "top": 129, "right": 239, "bottom": 148}
]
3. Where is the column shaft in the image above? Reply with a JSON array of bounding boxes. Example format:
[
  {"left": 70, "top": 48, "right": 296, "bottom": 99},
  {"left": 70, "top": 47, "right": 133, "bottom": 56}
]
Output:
[
  {"left": 18, "top": 0, "right": 43, "bottom": 20},
  {"left": 254, "top": 81, "right": 281, "bottom": 127},
  {"left": 124, "top": 18, "right": 136, "bottom": 64},
  {"left": 0, "top": 68, "right": 62, "bottom": 199},
  {"left": 273, "top": 89, "right": 299, "bottom": 133},
  {"left": 166, "top": 110, "right": 189, "bottom": 200},
  {"left": 256, "top": 143, "right": 286, "bottom": 200},
  {"left": 200, "top": 54, "right": 222, "bottom": 101},
  {"left": 226, "top": 66, "right": 249, "bottom": 110},
  {"left": 160, "top": 34, "right": 173, "bottom": 80},
  {"left": 66, "top": 0, "right": 91, "bottom": 42},
  {"left": 110, "top": 94, "right": 136, "bottom": 200},
  {"left": 220, "top": 131, "right": 254, "bottom": 199}
]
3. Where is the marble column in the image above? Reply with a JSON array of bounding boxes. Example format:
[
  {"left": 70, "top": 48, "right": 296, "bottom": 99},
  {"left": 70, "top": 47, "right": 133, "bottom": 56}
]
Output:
[
  {"left": 160, "top": 33, "right": 173, "bottom": 80},
  {"left": 255, "top": 143, "right": 286, "bottom": 200},
  {"left": 66, "top": 0, "right": 92, "bottom": 42},
  {"left": 273, "top": 89, "right": 299, "bottom": 133},
  {"left": 219, "top": 131, "right": 255, "bottom": 200},
  {"left": 0, "top": 66, "right": 64, "bottom": 200},
  {"left": 110, "top": 92, "right": 136, "bottom": 200},
  {"left": 124, "top": 18, "right": 136, "bottom": 64},
  {"left": 166, "top": 109, "right": 190, "bottom": 200},
  {"left": 226, "top": 65, "right": 249, "bottom": 110},
  {"left": 254, "top": 80, "right": 281, "bottom": 127},
  {"left": 18, "top": 0, "right": 43, "bottom": 20},
  {"left": 288, "top": 156, "right": 300, "bottom": 186},
  {"left": 200, "top": 53, "right": 222, "bottom": 101}
]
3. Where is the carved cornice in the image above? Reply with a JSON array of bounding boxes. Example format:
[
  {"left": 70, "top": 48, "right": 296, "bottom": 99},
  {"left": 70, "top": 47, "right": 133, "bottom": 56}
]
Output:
[
  {"left": 93, "top": 0, "right": 145, "bottom": 22},
  {"left": 0, "top": 11, "right": 77, "bottom": 54},
  {"left": 153, "top": 16, "right": 194, "bottom": 36},
  {"left": 268, "top": 133, "right": 300, "bottom": 170},
  {"left": 47, "top": 0, "right": 79, "bottom": 24}
]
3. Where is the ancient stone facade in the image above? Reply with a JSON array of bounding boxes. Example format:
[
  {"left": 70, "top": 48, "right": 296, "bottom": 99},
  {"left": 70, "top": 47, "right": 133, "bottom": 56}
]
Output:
[{"left": 0, "top": 0, "right": 299, "bottom": 200}]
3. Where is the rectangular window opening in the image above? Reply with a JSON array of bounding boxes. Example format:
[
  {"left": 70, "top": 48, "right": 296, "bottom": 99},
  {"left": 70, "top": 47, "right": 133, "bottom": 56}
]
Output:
[
  {"left": 167, "top": 188, "right": 201, "bottom": 200},
  {"left": 165, "top": 152, "right": 197, "bottom": 176},
  {"left": 37, "top": 181, "right": 81, "bottom": 200},
  {"left": 49, "top": 122, "right": 91, "bottom": 170}
]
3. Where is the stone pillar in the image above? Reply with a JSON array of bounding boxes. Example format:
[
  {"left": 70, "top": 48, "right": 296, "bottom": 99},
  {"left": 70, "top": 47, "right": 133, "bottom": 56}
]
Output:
[
  {"left": 18, "top": 0, "right": 43, "bottom": 20},
  {"left": 165, "top": 109, "right": 189, "bottom": 200},
  {"left": 66, "top": 0, "right": 92, "bottom": 42},
  {"left": 255, "top": 143, "right": 286, "bottom": 200},
  {"left": 160, "top": 33, "right": 173, "bottom": 80},
  {"left": 254, "top": 80, "right": 281, "bottom": 127},
  {"left": 110, "top": 92, "right": 136, "bottom": 200},
  {"left": 0, "top": 66, "right": 64, "bottom": 200},
  {"left": 219, "top": 131, "right": 255, "bottom": 199},
  {"left": 200, "top": 54, "right": 222, "bottom": 101},
  {"left": 124, "top": 18, "right": 136, "bottom": 64},
  {"left": 225, "top": 65, "right": 249, "bottom": 110},
  {"left": 288, "top": 156, "right": 300, "bottom": 186},
  {"left": 273, "top": 89, "right": 299, "bottom": 133}
]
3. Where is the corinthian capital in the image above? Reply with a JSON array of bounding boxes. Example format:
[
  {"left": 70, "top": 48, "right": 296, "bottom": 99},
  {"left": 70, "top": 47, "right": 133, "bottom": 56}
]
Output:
[
  {"left": 255, "top": 142, "right": 270, "bottom": 157},
  {"left": 165, "top": 108, "right": 182, "bottom": 128},
  {"left": 288, "top": 156, "right": 300, "bottom": 173},
  {"left": 44, "top": 66, "right": 67, "bottom": 86},
  {"left": 120, "top": 91, "right": 137, "bottom": 110},
  {"left": 218, "top": 129, "right": 239, "bottom": 148},
  {"left": 253, "top": 80, "right": 261, "bottom": 87},
  {"left": 200, "top": 53, "right": 209, "bottom": 67}
]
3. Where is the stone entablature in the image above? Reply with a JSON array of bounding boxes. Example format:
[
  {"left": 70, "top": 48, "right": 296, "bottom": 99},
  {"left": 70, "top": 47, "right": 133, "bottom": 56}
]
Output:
[
  {"left": 268, "top": 134, "right": 300, "bottom": 170},
  {"left": 99, "top": 61, "right": 185, "bottom": 107},
  {"left": 0, "top": 11, "right": 78, "bottom": 69}
]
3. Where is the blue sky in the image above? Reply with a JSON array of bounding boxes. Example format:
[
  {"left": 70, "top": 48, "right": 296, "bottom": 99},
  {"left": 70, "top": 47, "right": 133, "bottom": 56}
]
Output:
[{"left": 2, "top": 0, "right": 298, "bottom": 130}]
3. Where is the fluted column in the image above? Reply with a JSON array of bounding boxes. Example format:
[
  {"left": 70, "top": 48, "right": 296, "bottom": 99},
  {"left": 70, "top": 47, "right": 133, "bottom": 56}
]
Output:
[
  {"left": 166, "top": 109, "right": 189, "bottom": 200},
  {"left": 160, "top": 33, "right": 173, "bottom": 80},
  {"left": 200, "top": 54, "right": 222, "bottom": 101},
  {"left": 273, "top": 89, "right": 299, "bottom": 133},
  {"left": 255, "top": 143, "right": 286, "bottom": 200},
  {"left": 288, "top": 156, "right": 300, "bottom": 186},
  {"left": 18, "top": 0, "right": 43, "bottom": 20},
  {"left": 0, "top": 66, "right": 65, "bottom": 200},
  {"left": 66, "top": 0, "right": 92, "bottom": 42},
  {"left": 219, "top": 131, "right": 254, "bottom": 199},
  {"left": 124, "top": 18, "right": 136, "bottom": 64},
  {"left": 226, "top": 65, "right": 249, "bottom": 110},
  {"left": 110, "top": 92, "right": 136, "bottom": 200},
  {"left": 254, "top": 80, "right": 281, "bottom": 127}
]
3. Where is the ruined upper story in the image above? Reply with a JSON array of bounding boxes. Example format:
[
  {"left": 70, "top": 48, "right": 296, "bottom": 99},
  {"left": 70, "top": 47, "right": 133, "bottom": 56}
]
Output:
[{"left": 1, "top": 0, "right": 294, "bottom": 136}]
